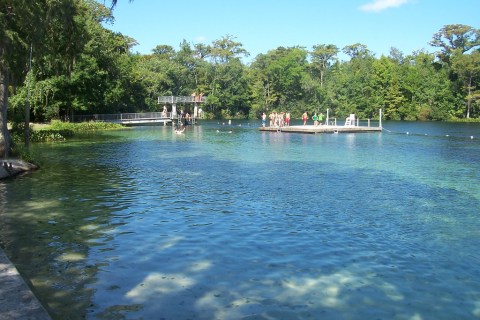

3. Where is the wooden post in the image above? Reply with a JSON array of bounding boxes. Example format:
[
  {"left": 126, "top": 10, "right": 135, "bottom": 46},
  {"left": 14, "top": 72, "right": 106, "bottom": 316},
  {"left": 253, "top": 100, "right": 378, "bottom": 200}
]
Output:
[
  {"left": 368, "top": 119, "right": 371, "bottom": 127},
  {"left": 326, "top": 108, "right": 329, "bottom": 126},
  {"left": 379, "top": 108, "right": 382, "bottom": 128},
  {"left": 171, "top": 104, "right": 177, "bottom": 119}
]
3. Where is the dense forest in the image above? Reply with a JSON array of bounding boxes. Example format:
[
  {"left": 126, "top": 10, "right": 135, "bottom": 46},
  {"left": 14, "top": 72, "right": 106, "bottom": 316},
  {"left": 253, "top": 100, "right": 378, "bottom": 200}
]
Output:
[{"left": 1, "top": 0, "right": 479, "bottom": 157}]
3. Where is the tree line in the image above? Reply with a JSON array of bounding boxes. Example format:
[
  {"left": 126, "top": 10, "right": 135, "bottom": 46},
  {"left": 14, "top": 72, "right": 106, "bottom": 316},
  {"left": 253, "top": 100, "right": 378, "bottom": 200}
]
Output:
[{"left": 1, "top": 0, "right": 479, "bottom": 157}]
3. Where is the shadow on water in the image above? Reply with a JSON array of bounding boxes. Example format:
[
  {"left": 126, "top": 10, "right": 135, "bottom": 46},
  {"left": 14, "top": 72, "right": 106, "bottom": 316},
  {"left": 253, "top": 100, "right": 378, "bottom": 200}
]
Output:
[
  {"left": 0, "top": 130, "right": 151, "bottom": 318},
  {"left": 0, "top": 121, "right": 479, "bottom": 319},
  {"left": 0, "top": 159, "right": 131, "bottom": 318}
]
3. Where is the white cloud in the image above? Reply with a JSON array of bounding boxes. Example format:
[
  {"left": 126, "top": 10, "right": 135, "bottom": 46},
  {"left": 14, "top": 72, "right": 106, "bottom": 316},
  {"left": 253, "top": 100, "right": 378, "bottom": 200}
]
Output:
[{"left": 359, "top": 0, "right": 411, "bottom": 12}]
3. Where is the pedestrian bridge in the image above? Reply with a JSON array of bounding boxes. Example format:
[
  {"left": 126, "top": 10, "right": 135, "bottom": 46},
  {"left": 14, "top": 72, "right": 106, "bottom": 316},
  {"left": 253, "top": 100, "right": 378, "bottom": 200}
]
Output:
[
  {"left": 85, "top": 112, "right": 174, "bottom": 125},
  {"left": 74, "top": 111, "right": 200, "bottom": 125},
  {"left": 73, "top": 96, "right": 205, "bottom": 125}
]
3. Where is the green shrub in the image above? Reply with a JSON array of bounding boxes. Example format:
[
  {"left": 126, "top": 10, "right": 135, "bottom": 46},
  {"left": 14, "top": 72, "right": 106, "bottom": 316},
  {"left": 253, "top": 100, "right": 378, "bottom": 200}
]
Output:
[
  {"left": 30, "top": 129, "right": 72, "bottom": 142},
  {"left": 49, "top": 120, "right": 123, "bottom": 132},
  {"left": 10, "top": 120, "right": 124, "bottom": 145}
]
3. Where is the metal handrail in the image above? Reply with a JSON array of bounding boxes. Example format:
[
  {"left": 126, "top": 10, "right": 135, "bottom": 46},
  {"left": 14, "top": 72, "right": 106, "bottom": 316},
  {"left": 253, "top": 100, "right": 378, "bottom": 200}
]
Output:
[
  {"left": 157, "top": 96, "right": 206, "bottom": 104},
  {"left": 72, "top": 111, "right": 203, "bottom": 123},
  {"left": 73, "top": 112, "right": 170, "bottom": 122}
]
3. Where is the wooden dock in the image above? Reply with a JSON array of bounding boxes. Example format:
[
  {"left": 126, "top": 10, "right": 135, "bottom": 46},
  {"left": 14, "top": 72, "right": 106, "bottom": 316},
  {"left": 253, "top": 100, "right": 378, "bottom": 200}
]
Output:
[{"left": 259, "top": 125, "right": 382, "bottom": 134}]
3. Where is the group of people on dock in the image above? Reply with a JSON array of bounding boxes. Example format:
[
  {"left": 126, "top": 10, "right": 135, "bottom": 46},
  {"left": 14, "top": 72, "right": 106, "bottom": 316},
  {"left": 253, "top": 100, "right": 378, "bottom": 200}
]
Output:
[
  {"left": 161, "top": 104, "right": 203, "bottom": 124},
  {"left": 311, "top": 112, "right": 325, "bottom": 126},
  {"left": 261, "top": 111, "right": 325, "bottom": 127},
  {"left": 262, "top": 111, "right": 291, "bottom": 128}
]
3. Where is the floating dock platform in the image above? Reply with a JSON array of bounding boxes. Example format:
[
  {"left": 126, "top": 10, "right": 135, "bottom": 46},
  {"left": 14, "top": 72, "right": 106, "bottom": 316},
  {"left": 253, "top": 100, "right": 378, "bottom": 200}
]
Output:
[{"left": 259, "top": 125, "right": 382, "bottom": 134}]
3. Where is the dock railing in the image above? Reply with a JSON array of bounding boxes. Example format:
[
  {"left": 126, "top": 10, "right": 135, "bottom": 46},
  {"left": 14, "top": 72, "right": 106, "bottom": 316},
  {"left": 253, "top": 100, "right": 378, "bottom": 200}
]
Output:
[
  {"left": 158, "top": 96, "right": 206, "bottom": 104},
  {"left": 74, "top": 112, "right": 172, "bottom": 123},
  {"left": 324, "top": 108, "right": 382, "bottom": 128},
  {"left": 324, "top": 118, "right": 380, "bottom": 127},
  {"left": 73, "top": 111, "right": 202, "bottom": 125}
]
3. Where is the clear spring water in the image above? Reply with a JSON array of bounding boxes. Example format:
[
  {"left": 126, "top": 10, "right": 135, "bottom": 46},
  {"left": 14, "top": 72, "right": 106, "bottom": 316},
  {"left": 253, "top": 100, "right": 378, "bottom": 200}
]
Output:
[{"left": 1, "top": 120, "right": 479, "bottom": 319}]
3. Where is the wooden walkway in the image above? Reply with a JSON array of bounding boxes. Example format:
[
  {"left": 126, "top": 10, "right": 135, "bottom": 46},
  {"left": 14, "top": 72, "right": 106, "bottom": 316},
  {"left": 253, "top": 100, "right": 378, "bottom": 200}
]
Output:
[
  {"left": 73, "top": 112, "right": 201, "bottom": 126},
  {"left": 73, "top": 96, "right": 207, "bottom": 125},
  {"left": 259, "top": 125, "right": 382, "bottom": 134},
  {"left": 73, "top": 112, "right": 172, "bottom": 125}
]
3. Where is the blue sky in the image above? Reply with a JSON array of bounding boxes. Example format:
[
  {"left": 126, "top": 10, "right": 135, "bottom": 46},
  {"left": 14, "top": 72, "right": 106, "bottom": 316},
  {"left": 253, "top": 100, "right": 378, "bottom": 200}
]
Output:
[{"left": 105, "top": 0, "right": 479, "bottom": 62}]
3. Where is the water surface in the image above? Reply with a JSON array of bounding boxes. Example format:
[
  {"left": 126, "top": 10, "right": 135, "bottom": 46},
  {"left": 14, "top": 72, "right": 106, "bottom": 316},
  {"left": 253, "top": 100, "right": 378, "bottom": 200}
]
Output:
[{"left": 1, "top": 121, "right": 479, "bottom": 319}]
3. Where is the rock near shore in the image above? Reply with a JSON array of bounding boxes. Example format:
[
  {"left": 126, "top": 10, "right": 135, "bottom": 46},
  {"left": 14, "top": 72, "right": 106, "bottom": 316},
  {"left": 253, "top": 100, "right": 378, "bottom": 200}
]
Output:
[{"left": 0, "top": 159, "right": 38, "bottom": 179}]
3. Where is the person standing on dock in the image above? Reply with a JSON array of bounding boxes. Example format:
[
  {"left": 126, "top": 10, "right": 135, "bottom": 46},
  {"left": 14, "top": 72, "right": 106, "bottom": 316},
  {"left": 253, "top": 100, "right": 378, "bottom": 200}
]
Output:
[
  {"left": 312, "top": 113, "right": 319, "bottom": 126},
  {"left": 302, "top": 111, "right": 308, "bottom": 125},
  {"left": 261, "top": 112, "right": 267, "bottom": 127},
  {"left": 285, "top": 112, "right": 291, "bottom": 126},
  {"left": 319, "top": 112, "right": 324, "bottom": 125}
]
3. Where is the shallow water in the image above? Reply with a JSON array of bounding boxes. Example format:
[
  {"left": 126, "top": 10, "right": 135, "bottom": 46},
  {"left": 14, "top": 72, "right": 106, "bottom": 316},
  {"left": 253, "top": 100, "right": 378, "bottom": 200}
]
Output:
[{"left": 1, "top": 121, "right": 480, "bottom": 319}]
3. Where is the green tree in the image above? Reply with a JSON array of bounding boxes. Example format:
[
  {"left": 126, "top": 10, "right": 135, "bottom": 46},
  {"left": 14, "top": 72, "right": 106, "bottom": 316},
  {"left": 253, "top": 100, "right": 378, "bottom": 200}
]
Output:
[
  {"left": 430, "top": 24, "right": 480, "bottom": 62},
  {"left": 134, "top": 54, "right": 179, "bottom": 109},
  {"left": 331, "top": 44, "right": 376, "bottom": 118},
  {"left": 401, "top": 51, "right": 453, "bottom": 120},
  {"left": 209, "top": 34, "right": 249, "bottom": 64},
  {"left": 429, "top": 25, "right": 480, "bottom": 119},
  {"left": 206, "top": 35, "right": 250, "bottom": 118},
  {"left": 152, "top": 45, "right": 175, "bottom": 58},
  {"left": 174, "top": 39, "right": 204, "bottom": 96},
  {"left": 452, "top": 51, "right": 480, "bottom": 118},
  {"left": 263, "top": 47, "right": 308, "bottom": 114},
  {"left": 310, "top": 44, "right": 338, "bottom": 89},
  {"left": 343, "top": 43, "right": 372, "bottom": 60},
  {"left": 248, "top": 54, "right": 278, "bottom": 117},
  {"left": 371, "top": 56, "right": 405, "bottom": 120},
  {"left": 9, "top": 1, "right": 138, "bottom": 120},
  {"left": 1, "top": 0, "right": 83, "bottom": 156}
]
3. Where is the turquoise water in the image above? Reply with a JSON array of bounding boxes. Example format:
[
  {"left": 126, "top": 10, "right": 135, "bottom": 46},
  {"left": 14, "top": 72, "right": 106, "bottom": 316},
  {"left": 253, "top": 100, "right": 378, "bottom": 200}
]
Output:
[{"left": 1, "top": 121, "right": 479, "bottom": 319}]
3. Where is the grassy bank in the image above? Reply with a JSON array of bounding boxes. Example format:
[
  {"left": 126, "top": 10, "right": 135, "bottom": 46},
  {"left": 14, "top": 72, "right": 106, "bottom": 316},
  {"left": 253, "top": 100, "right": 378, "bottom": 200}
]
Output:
[
  {"left": 12, "top": 120, "right": 124, "bottom": 143},
  {"left": 10, "top": 120, "right": 124, "bottom": 163}
]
